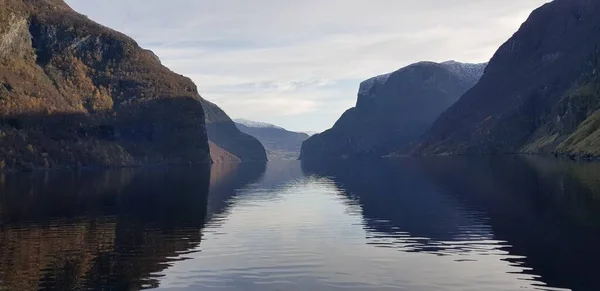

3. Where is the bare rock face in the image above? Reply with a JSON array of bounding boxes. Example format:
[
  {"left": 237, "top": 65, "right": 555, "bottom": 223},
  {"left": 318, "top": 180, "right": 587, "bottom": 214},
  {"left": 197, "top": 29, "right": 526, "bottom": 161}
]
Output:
[
  {"left": 300, "top": 61, "right": 485, "bottom": 161},
  {"left": 415, "top": 0, "right": 600, "bottom": 159},
  {"left": 0, "top": 0, "right": 211, "bottom": 170},
  {"left": 208, "top": 141, "right": 242, "bottom": 163},
  {"left": 0, "top": 0, "right": 266, "bottom": 170},
  {"left": 0, "top": 14, "right": 31, "bottom": 59}
]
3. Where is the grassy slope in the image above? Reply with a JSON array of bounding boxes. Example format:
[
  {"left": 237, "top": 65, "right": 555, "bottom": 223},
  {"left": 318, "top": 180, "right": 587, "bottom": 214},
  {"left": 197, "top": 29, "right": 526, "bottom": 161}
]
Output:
[{"left": 523, "top": 48, "right": 600, "bottom": 158}]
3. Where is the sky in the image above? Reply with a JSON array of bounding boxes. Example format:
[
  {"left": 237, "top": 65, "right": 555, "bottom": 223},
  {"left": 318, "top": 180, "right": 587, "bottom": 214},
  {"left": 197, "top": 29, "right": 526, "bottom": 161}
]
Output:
[{"left": 65, "top": 0, "right": 549, "bottom": 132}]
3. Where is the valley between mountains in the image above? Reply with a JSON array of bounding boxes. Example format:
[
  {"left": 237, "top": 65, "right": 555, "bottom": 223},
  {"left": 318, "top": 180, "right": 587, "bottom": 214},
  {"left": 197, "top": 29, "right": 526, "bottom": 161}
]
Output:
[{"left": 1, "top": 0, "right": 600, "bottom": 171}]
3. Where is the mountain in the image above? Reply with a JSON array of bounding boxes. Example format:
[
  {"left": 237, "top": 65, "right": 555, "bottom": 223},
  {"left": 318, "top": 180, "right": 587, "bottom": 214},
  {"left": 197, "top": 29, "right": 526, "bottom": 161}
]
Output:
[
  {"left": 0, "top": 0, "right": 265, "bottom": 171},
  {"left": 202, "top": 102, "right": 267, "bottom": 163},
  {"left": 302, "top": 131, "right": 319, "bottom": 137},
  {"left": 234, "top": 118, "right": 283, "bottom": 129},
  {"left": 414, "top": 0, "right": 600, "bottom": 159},
  {"left": 234, "top": 119, "right": 309, "bottom": 160},
  {"left": 300, "top": 61, "right": 486, "bottom": 161}
]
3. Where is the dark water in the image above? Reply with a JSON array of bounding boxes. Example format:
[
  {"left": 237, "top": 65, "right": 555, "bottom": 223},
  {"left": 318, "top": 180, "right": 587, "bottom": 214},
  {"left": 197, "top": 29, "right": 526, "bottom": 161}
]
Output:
[{"left": 1, "top": 157, "right": 600, "bottom": 290}]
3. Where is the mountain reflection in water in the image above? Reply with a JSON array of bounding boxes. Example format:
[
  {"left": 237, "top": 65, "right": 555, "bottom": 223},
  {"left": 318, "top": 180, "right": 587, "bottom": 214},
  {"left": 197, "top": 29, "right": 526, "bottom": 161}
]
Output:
[{"left": 1, "top": 158, "right": 600, "bottom": 290}]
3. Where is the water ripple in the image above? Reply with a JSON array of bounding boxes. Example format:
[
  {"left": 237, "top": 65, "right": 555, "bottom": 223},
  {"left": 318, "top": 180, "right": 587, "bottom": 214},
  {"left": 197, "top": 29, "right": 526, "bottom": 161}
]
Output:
[{"left": 2, "top": 160, "right": 599, "bottom": 290}]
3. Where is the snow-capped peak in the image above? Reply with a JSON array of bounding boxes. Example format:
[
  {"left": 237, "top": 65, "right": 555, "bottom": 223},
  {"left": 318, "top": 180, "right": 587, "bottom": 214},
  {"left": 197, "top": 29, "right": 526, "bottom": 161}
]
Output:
[
  {"left": 358, "top": 73, "right": 391, "bottom": 95},
  {"left": 440, "top": 60, "right": 487, "bottom": 84},
  {"left": 234, "top": 118, "right": 283, "bottom": 130},
  {"left": 355, "top": 60, "right": 487, "bottom": 108}
]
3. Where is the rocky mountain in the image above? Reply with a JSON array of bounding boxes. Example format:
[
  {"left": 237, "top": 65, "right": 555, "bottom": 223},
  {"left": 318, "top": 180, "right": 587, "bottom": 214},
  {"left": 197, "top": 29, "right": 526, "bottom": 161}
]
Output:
[
  {"left": 300, "top": 61, "right": 486, "bottom": 161},
  {"left": 234, "top": 119, "right": 309, "bottom": 160},
  {"left": 414, "top": 0, "right": 600, "bottom": 159},
  {"left": 0, "top": 0, "right": 265, "bottom": 170}
]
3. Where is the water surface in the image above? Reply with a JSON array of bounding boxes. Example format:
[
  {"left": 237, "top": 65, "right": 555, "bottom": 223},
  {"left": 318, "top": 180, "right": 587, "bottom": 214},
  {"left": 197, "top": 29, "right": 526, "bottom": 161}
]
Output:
[{"left": 1, "top": 157, "right": 600, "bottom": 290}]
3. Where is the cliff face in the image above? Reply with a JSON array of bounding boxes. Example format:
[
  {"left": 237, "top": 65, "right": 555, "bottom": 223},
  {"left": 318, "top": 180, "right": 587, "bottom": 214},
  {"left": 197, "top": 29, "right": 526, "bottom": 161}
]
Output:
[
  {"left": 0, "top": 0, "right": 266, "bottom": 170},
  {"left": 0, "top": 0, "right": 211, "bottom": 170},
  {"left": 415, "top": 0, "right": 600, "bottom": 158},
  {"left": 300, "top": 61, "right": 485, "bottom": 161},
  {"left": 202, "top": 100, "right": 267, "bottom": 162}
]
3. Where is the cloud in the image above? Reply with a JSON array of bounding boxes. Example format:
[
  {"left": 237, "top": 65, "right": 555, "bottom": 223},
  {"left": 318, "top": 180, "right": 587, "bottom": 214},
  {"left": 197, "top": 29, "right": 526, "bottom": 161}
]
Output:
[{"left": 65, "top": 0, "right": 550, "bottom": 131}]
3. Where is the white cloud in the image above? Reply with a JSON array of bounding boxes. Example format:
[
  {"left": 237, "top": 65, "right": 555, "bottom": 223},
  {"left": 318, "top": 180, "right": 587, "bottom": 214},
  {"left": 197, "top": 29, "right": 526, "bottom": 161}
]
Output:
[{"left": 65, "top": 0, "right": 549, "bottom": 131}]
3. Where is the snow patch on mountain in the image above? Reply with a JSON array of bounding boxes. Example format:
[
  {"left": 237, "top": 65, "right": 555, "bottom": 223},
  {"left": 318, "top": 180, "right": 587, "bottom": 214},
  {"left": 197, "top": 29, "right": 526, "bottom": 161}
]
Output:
[
  {"left": 234, "top": 118, "right": 284, "bottom": 130},
  {"left": 441, "top": 60, "right": 488, "bottom": 84},
  {"left": 358, "top": 60, "right": 487, "bottom": 98},
  {"left": 358, "top": 73, "right": 391, "bottom": 96}
]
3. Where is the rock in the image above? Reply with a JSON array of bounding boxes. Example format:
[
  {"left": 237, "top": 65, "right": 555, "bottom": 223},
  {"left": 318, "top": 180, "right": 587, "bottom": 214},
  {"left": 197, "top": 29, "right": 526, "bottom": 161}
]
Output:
[
  {"left": 415, "top": 0, "right": 600, "bottom": 158},
  {"left": 0, "top": 1, "right": 211, "bottom": 170},
  {"left": 301, "top": 61, "right": 485, "bottom": 161},
  {"left": 0, "top": 0, "right": 267, "bottom": 170},
  {"left": 201, "top": 100, "right": 267, "bottom": 163}
]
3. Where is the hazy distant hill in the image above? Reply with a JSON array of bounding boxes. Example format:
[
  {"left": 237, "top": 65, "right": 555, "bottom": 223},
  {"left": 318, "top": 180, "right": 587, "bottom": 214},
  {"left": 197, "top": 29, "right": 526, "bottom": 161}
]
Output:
[{"left": 234, "top": 119, "right": 309, "bottom": 160}]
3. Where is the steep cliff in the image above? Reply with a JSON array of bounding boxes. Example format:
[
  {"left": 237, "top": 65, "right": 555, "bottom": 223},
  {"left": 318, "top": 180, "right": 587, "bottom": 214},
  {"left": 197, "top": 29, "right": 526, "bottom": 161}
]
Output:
[
  {"left": 0, "top": 0, "right": 212, "bottom": 170},
  {"left": 415, "top": 0, "right": 600, "bottom": 158},
  {"left": 0, "top": 0, "right": 266, "bottom": 170},
  {"left": 300, "top": 61, "right": 485, "bottom": 161},
  {"left": 202, "top": 100, "right": 267, "bottom": 162}
]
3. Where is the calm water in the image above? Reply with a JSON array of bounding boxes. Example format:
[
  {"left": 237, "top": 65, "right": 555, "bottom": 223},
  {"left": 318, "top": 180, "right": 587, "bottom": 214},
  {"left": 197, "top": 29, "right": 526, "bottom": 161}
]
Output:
[{"left": 1, "top": 157, "right": 600, "bottom": 290}]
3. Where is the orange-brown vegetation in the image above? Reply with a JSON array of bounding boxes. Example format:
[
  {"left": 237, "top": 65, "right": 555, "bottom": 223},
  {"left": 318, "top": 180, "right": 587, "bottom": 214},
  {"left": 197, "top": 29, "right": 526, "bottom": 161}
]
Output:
[{"left": 0, "top": 0, "right": 211, "bottom": 170}]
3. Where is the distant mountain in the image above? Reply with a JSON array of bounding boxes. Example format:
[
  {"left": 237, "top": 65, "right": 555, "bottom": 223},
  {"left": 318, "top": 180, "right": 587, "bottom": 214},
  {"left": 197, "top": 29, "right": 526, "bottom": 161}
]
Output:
[
  {"left": 415, "top": 0, "right": 600, "bottom": 159},
  {"left": 234, "top": 119, "right": 283, "bottom": 130},
  {"left": 202, "top": 102, "right": 267, "bottom": 163},
  {"left": 300, "top": 61, "right": 486, "bottom": 161},
  {"left": 302, "top": 131, "right": 320, "bottom": 137},
  {"left": 234, "top": 120, "right": 309, "bottom": 160}
]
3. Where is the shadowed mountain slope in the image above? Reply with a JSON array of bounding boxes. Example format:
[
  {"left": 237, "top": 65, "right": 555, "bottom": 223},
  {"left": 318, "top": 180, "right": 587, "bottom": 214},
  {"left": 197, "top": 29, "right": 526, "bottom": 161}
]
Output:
[
  {"left": 415, "top": 0, "right": 600, "bottom": 159},
  {"left": 301, "top": 61, "right": 485, "bottom": 161}
]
